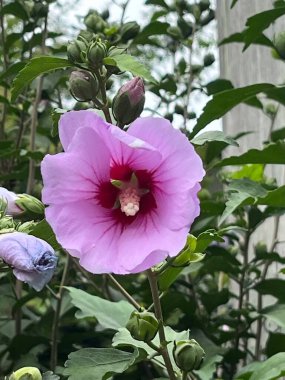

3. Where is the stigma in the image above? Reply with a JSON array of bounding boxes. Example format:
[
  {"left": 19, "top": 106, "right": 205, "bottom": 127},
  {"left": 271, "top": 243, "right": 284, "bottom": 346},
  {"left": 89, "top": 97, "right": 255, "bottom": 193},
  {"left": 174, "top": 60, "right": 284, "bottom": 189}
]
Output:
[{"left": 119, "top": 187, "right": 140, "bottom": 216}]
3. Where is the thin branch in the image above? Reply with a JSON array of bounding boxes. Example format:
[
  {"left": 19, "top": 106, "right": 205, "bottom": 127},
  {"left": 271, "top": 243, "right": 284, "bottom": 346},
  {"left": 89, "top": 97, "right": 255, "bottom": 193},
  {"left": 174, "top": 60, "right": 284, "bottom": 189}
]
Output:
[
  {"left": 147, "top": 269, "right": 177, "bottom": 380},
  {"left": 255, "top": 215, "right": 280, "bottom": 359},
  {"left": 107, "top": 274, "right": 142, "bottom": 310},
  {"left": 50, "top": 255, "right": 70, "bottom": 371}
]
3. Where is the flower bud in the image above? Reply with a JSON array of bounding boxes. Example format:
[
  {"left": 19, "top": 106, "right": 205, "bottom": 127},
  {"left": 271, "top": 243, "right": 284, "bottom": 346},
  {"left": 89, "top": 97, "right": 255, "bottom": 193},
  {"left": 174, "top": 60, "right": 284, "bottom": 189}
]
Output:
[
  {"left": 84, "top": 12, "right": 107, "bottom": 33},
  {"left": 67, "top": 40, "right": 86, "bottom": 63},
  {"left": 173, "top": 339, "right": 205, "bottom": 372},
  {"left": 199, "top": 0, "right": 210, "bottom": 12},
  {"left": 9, "top": 367, "right": 42, "bottom": 380},
  {"left": 177, "top": 18, "right": 193, "bottom": 39},
  {"left": 112, "top": 77, "right": 145, "bottom": 127},
  {"left": 126, "top": 311, "right": 159, "bottom": 342},
  {"left": 120, "top": 21, "right": 140, "bottom": 42},
  {"left": 167, "top": 26, "right": 183, "bottom": 40},
  {"left": 15, "top": 194, "right": 45, "bottom": 215},
  {"left": 203, "top": 53, "right": 215, "bottom": 67},
  {"left": 31, "top": 3, "right": 48, "bottom": 18},
  {"left": 0, "top": 232, "right": 57, "bottom": 291},
  {"left": 87, "top": 41, "right": 107, "bottom": 68},
  {"left": 0, "top": 187, "right": 23, "bottom": 216},
  {"left": 274, "top": 31, "right": 285, "bottom": 59},
  {"left": 69, "top": 70, "right": 99, "bottom": 102}
]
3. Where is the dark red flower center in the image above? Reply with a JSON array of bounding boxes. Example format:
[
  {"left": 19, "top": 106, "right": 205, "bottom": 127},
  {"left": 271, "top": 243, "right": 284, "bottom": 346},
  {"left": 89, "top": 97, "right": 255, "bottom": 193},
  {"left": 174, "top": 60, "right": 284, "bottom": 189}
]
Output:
[{"left": 97, "top": 164, "right": 156, "bottom": 225}]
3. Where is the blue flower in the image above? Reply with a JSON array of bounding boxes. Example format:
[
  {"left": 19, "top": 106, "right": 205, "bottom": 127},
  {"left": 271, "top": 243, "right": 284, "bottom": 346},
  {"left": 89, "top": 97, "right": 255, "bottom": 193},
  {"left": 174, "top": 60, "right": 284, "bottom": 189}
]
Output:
[{"left": 0, "top": 232, "right": 57, "bottom": 291}]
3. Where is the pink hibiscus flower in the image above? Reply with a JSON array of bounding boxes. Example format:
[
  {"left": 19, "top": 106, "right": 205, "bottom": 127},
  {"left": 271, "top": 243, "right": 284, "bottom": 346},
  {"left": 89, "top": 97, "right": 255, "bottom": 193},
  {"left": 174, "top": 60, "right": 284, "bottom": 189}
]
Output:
[{"left": 41, "top": 110, "right": 205, "bottom": 274}]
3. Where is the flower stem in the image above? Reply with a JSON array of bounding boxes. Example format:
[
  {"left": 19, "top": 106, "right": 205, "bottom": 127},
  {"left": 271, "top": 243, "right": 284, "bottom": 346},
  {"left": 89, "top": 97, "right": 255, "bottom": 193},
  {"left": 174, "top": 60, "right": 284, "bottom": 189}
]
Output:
[
  {"left": 107, "top": 274, "right": 142, "bottom": 311},
  {"left": 147, "top": 269, "right": 177, "bottom": 380},
  {"left": 50, "top": 255, "right": 70, "bottom": 371}
]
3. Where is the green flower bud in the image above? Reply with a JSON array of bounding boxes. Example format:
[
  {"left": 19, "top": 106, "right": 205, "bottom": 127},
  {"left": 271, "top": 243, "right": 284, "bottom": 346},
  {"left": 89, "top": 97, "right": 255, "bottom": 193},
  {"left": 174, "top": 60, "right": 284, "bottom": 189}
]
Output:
[
  {"left": 200, "top": 9, "right": 215, "bottom": 26},
  {"left": 31, "top": 3, "right": 48, "bottom": 18},
  {"left": 165, "top": 113, "right": 173, "bottom": 122},
  {"left": 9, "top": 367, "right": 42, "bottom": 380},
  {"left": 101, "top": 9, "right": 110, "bottom": 20},
  {"left": 199, "top": 0, "right": 210, "bottom": 12},
  {"left": 274, "top": 31, "right": 285, "bottom": 59},
  {"left": 265, "top": 103, "right": 278, "bottom": 116},
  {"left": 188, "top": 111, "right": 196, "bottom": 119},
  {"left": 203, "top": 53, "right": 215, "bottom": 67},
  {"left": 167, "top": 26, "right": 183, "bottom": 40},
  {"left": 192, "top": 64, "right": 203, "bottom": 75},
  {"left": 87, "top": 41, "right": 107, "bottom": 68},
  {"left": 15, "top": 194, "right": 44, "bottom": 215},
  {"left": 175, "top": 104, "right": 184, "bottom": 115},
  {"left": 67, "top": 40, "right": 87, "bottom": 63},
  {"left": 112, "top": 77, "right": 145, "bottom": 127},
  {"left": 173, "top": 339, "right": 205, "bottom": 373},
  {"left": 84, "top": 12, "right": 107, "bottom": 33},
  {"left": 177, "top": 18, "right": 193, "bottom": 39},
  {"left": 69, "top": 70, "right": 99, "bottom": 102},
  {"left": 126, "top": 311, "right": 159, "bottom": 342},
  {"left": 120, "top": 21, "right": 140, "bottom": 42}
]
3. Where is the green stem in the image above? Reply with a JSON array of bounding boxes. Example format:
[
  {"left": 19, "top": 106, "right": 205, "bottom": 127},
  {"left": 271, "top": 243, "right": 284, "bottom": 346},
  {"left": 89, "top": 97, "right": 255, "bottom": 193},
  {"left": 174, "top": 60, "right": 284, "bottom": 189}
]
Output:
[
  {"left": 26, "top": 12, "right": 48, "bottom": 194},
  {"left": 107, "top": 274, "right": 142, "bottom": 311},
  {"left": 147, "top": 269, "right": 177, "bottom": 380},
  {"left": 50, "top": 255, "right": 70, "bottom": 371},
  {"left": 94, "top": 68, "right": 112, "bottom": 123}
]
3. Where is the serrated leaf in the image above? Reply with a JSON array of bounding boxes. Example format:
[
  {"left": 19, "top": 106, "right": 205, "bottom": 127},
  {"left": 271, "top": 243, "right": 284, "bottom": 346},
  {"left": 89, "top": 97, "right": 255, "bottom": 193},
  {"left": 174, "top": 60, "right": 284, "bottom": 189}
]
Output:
[
  {"left": 43, "top": 372, "right": 60, "bottom": 380},
  {"left": 219, "top": 31, "right": 274, "bottom": 49},
  {"left": 11, "top": 56, "right": 73, "bottom": 102},
  {"left": 64, "top": 348, "right": 139, "bottom": 380},
  {"left": 219, "top": 179, "right": 268, "bottom": 225},
  {"left": 190, "top": 83, "right": 275, "bottom": 138},
  {"left": 29, "top": 219, "right": 61, "bottom": 251},
  {"left": 103, "top": 54, "right": 156, "bottom": 83},
  {"left": 215, "top": 142, "right": 285, "bottom": 167},
  {"left": 65, "top": 287, "right": 134, "bottom": 330},
  {"left": 191, "top": 131, "right": 239, "bottom": 146}
]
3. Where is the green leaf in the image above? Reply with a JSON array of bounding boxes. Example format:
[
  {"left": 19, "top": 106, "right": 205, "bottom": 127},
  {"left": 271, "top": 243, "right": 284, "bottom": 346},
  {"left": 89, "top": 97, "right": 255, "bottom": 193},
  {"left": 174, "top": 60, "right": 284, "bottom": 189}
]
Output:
[
  {"left": 51, "top": 108, "right": 66, "bottom": 137},
  {"left": 65, "top": 287, "right": 135, "bottom": 330},
  {"left": 43, "top": 372, "right": 60, "bottom": 380},
  {"left": 231, "top": 0, "right": 238, "bottom": 7},
  {"left": 0, "top": 2, "right": 29, "bottom": 19},
  {"left": 230, "top": 164, "right": 264, "bottom": 181},
  {"left": 134, "top": 21, "right": 170, "bottom": 43},
  {"left": 271, "top": 127, "right": 285, "bottom": 141},
  {"left": 64, "top": 348, "right": 139, "bottom": 380},
  {"left": 0, "top": 62, "right": 27, "bottom": 82},
  {"left": 145, "top": 0, "right": 169, "bottom": 8},
  {"left": 11, "top": 56, "right": 73, "bottom": 102},
  {"left": 243, "top": 7, "right": 285, "bottom": 50},
  {"left": 190, "top": 83, "right": 274, "bottom": 138},
  {"left": 219, "top": 179, "right": 267, "bottom": 225},
  {"left": 113, "top": 326, "right": 189, "bottom": 371},
  {"left": 103, "top": 54, "right": 156, "bottom": 83},
  {"left": 215, "top": 142, "right": 285, "bottom": 167},
  {"left": 262, "top": 303, "right": 285, "bottom": 329},
  {"left": 191, "top": 131, "right": 239, "bottom": 147},
  {"left": 257, "top": 186, "right": 285, "bottom": 207},
  {"left": 219, "top": 31, "right": 274, "bottom": 49},
  {"left": 29, "top": 219, "right": 61, "bottom": 251},
  {"left": 206, "top": 79, "right": 233, "bottom": 95},
  {"left": 266, "top": 333, "right": 285, "bottom": 357},
  {"left": 254, "top": 279, "right": 285, "bottom": 302},
  {"left": 249, "top": 352, "right": 285, "bottom": 380}
]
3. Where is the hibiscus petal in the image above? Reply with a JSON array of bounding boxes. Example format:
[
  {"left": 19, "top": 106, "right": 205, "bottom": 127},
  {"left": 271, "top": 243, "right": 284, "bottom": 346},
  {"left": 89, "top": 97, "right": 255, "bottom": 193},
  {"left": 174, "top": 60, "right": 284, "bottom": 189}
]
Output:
[
  {"left": 42, "top": 128, "right": 110, "bottom": 205},
  {"left": 128, "top": 117, "right": 205, "bottom": 193}
]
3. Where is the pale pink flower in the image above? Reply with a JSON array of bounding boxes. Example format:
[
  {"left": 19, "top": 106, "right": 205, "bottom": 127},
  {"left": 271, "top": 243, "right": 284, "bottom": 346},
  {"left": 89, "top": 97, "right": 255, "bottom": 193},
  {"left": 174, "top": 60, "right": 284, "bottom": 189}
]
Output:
[
  {"left": 0, "top": 187, "right": 22, "bottom": 215},
  {"left": 41, "top": 111, "right": 204, "bottom": 274}
]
